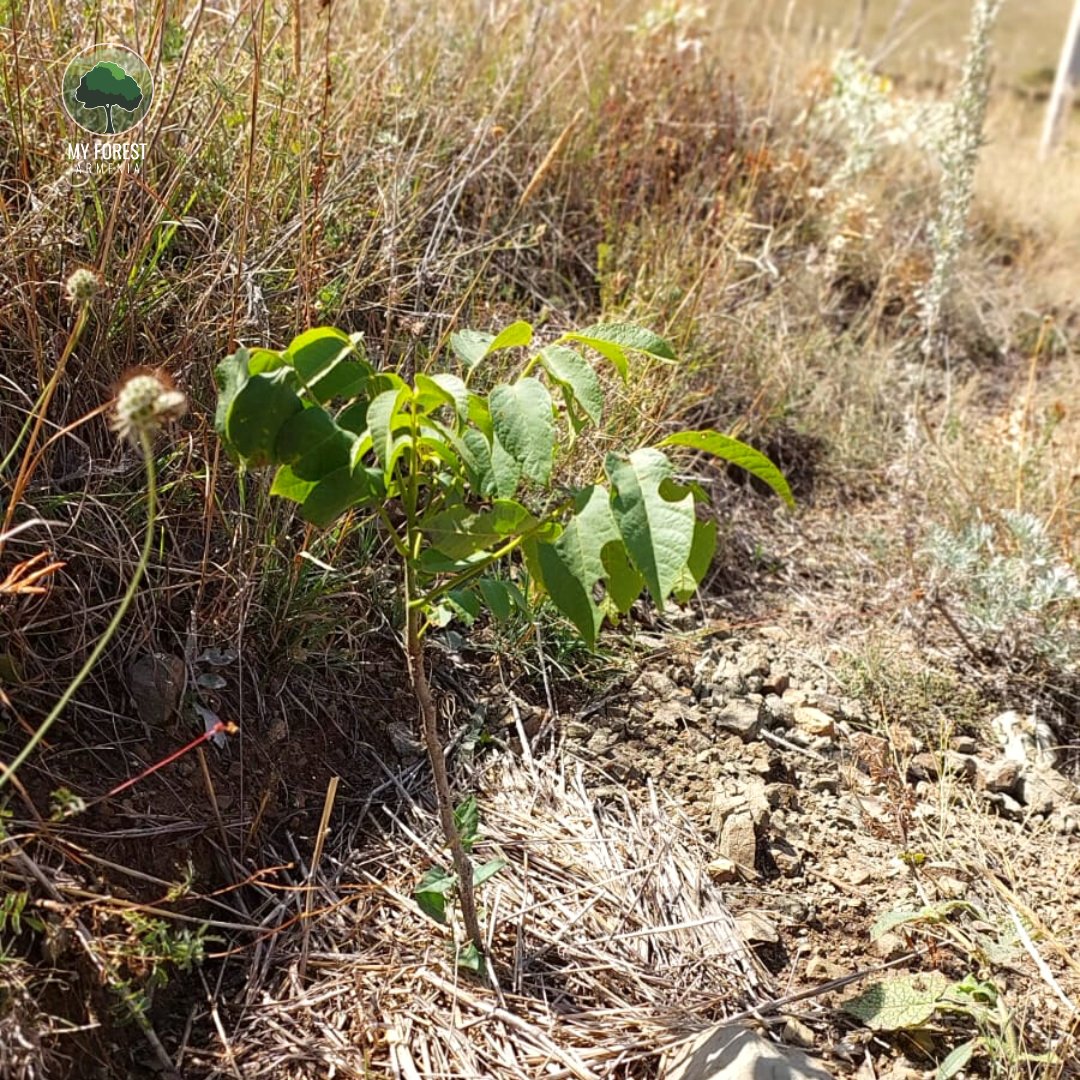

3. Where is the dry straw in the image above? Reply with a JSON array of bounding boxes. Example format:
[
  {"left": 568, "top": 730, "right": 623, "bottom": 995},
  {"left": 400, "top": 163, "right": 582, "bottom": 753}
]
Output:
[{"left": 194, "top": 753, "right": 769, "bottom": 1078}]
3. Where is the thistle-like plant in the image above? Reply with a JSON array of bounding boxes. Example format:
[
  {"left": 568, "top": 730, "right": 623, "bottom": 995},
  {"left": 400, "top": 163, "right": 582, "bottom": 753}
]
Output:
[{"left": 214, "top": 320, "right": 792, "bottom": 957}]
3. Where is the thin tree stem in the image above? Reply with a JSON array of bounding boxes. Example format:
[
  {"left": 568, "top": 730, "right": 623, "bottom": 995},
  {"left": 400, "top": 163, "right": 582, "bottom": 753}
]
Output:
[{"left": 403, "top": 550, "right": 485, "bottom": 955}]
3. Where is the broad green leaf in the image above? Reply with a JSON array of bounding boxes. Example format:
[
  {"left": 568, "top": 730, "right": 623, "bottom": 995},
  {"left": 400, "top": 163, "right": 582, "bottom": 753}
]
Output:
[
  {"left": 672, "top": 517, "right": 719, "bottom": 603},
  {"left": 447, "top": 589, "right": 481, "bottom": 624},
  {"left": 423, "top": 500, "right": 536, "bottom": 559},
  {"left": 842, "top": 972, "right": 951, "bottom": 1032},
  {"left": 454, "top": 796, "right": 479, "bottom": 851},
  {"left": 658, "top": 429, "right": 795, "bottom": 508},
  {"left": 248, "top": 348, "right": 286, "bottom": 374},
  {"left": 450, "top": 329, "right": 494, "bottom": 370},
  {"left": 367, "top": 387, "right": 411, "bottom": 478},
  {"left": 460, "top": 428, "right": 495, "bottom": 494},
  {"left": 937, "top": 1039, "right": 979, "bottom": 1080},
  {"left": 478, "top": 578, "right": 513, "bottom": 620},
  {"left": 536, "top": 485, "right": 624, "bottom": 648},
  {"left": 415, "top": 373, "right": 469, "bottom": 421},
  {"left": 285, "top": 326, "right": 371, "bottom": 402},
  {"left": 415, "top": 866, "right": 455, "bottom": 924},
  {"left": 270, "top": 465, "right": 316, "bottom": 503},
  {"left": 224, "top": 370, "right": 303, "bottom": 467},
  {"left": 600, "top": 540, "right": 645, "bottom": 614},
  {"left": 491, "top": 433, "right": 521, "bottom": 498},
  {"left": 275, "top": 406, "right": 354, "bottom": 480},
  {"left": 473, "top": 857, "right": 507, "bottom": 886},
  {"left": 337, "top": 399, "right": 369, "bottom": 435},
  {"left": 604, "top": 448, "right": 696, "bottom": 607},
  {"left": 489, "top": 378, "right": 554, "bottom": 484},
  {"left": 564, "top": 332, "right": 628, "bottom": 381},
  {"left": 213, "top": 349, "right": 250, "bottom": 436},
  {"left": 487, "top": 320, "right": 533, "bottom": 352},
  {"left": 299, "top": 466, "right": 384, "bottom": 527},
  {"left": 539, "top": 345, "right": 602, "bottom": 424},
  {"left": 575, "top": 322, "right": 676, "bottom": 361}
]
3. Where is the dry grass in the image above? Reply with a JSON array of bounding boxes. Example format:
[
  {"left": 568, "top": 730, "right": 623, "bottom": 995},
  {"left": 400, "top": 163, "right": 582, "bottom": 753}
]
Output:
[{"left": 1, "top": 0, "right": 1078, "bottom": 1075}]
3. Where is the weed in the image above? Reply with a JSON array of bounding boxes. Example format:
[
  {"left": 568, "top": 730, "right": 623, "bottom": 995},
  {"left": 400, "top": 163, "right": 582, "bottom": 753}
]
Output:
[{"left": 923, "top": 510, "right": 1080, "bottom": 669}]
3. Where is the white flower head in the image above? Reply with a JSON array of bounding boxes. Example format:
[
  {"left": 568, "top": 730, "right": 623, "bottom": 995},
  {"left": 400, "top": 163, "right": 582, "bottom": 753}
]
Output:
[{"left": 111, "top": 370, "right": 187, "bottom": 444}]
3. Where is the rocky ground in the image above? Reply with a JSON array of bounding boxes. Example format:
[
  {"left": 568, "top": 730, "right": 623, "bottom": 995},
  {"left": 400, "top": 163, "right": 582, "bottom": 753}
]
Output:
[{"left": 561, "top": 616, "right": 1080, "bottom": 1076}]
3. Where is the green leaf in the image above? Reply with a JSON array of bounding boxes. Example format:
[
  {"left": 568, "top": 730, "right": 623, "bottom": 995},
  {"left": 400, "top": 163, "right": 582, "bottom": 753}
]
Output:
[
  {"left": 604, "top": 448, "right": 696, "bottom": 607},
  {"left": 539, "top": 345, "right": 602, "bottom": 424},
  {"left": 460, "top": 428, "right": 495, "bottom": 494},
  {"left": 248, "top": 348, "right": 286, "bottom": 374},
  {"left": 672, "top": 517, "right": 718, "bottom": 603},
  {"left": 473, "top": 857, "right": 507, "bottom": 887},
  {"left": 487, "top": 320, "right": 533, "bottom": 352},
  {"left": 214, "top": 349, "right": 250, "bottom": 436},
  {"left": 447, "top": 588, "right": 481, "bottom": 623},
  {"left": 274, "top": 406, "right": 354, "bottom": 481},
  {"left": 454, "top": 796, "right": 479, "bottom": 852},
  {"left": 270, "top": 465, "right": 317, "bottom": 503},
  {"left": 424, "top": 500, "right": 536, "bottom": 559},
  {"left": 565, "top": 322, "right": 677, "bottom": 381},
  {"left": 285, "top": 327, "right": 371, "bottom": 402},
  {"left": 489, "top": 378, "right": 554, "bottom": 484},
  {"left": 450, "top": 329, "right": 494, "bottom": 370},
  {"left": 224, "top": 370, "right": 303, "bottom": 467},
  {"left": 600, "top": 540, "right": 645, "bottom": 614},
  {"left": 415, "top": 866, "right": 455, "bottom": 924},
  {"left": 842, "top": 972, "right": 952, "bottom": 1032},
  {"left": 575, "top": 322, "right": 676, "bottom": 361},
  {"left": 564, "top": 332, "right": 628, "bottom": 381},
  {"left": 299, "top": 466, "right": 384, "bottom": 527},
  {"left": 367, "top": 387, "right": 412, "bottom": 479},
  {"left": 657, "top": 429, "right": 795, "bottom": 508},
  {"left": 536, "top": 485, "right": 624, "bottom": 648},
  {"left": 478, "top": 578, "right": 513, "bottom": 620},
  {"left": 457, "top": 941, "right": 483, "bottom": 973},
  {"left": 937, "top": 1039, "right": 980, "bottom": 1080},
  {"left": 870, "top": 901, "right": 978, "bottom": 941},
  {"left": 490, "top": 434, "right": 521, "bottom": 498},
  {"left": 415, "top": 373, "right": 469, "bottom": 420}
]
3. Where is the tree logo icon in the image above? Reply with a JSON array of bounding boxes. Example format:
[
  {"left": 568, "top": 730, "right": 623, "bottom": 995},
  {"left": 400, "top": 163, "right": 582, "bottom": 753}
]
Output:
[{"left": 62, "top": 44, "right": 153, "bottom": 136}]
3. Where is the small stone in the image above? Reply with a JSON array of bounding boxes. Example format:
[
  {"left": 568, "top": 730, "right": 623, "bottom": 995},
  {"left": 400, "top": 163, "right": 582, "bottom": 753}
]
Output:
[
  {"left": 719, "top": 811, "right": 758, "bottom": 873},
  {"left": 793, "top": 706, "right": 836, "bottom": 737},
  {"left": 808, "top": 775, "right": 839, "bottom": 795},
  {"left": 1019, "top": 767, "right": 1079, "bottom": 815},
  {"left": 782, "top": 1017, "right": 816, "bottom": 1048},
  {"left": 974, "top": 758, "right": 1021, "bottom": 795},
  {"left": 706, "top": 856, "right": 739, "bottom": 883},
  {"left": 736, "top": 909, "right": 779, "bottom": 944},
  {"left": 128, "top": 652, "right": 186, "bottom": 729},
  {"left": 936, "top": 876, "right": 969, "bottom": 899},
  {"left": 764, "top": 694, "right": 791, "bottom": 721},
  {"left": 763, "top": 668, "right": 791, "bottom": 695},
  {"left": 805, "top": 955, "right": 845, "bottom": 981},
  {"left": 950, "top": 735, "right": 978, "bottom": 755},
  {"left": 713, "top": 700, "right": 762, "bottom": 742},
  {"left": 782, "top": 687, "right": 809, "bottom": 709},
  {"left": 661, "top": 1023, "right": 835, "bottom": 1080},
  {"left": 870, "top": 931, "right": 905, "bottom": 960}
]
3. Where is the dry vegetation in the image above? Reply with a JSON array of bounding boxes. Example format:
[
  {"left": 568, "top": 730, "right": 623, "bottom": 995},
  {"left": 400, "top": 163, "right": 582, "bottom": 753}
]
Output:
[{"left": 1, "top": 1, "right": 1078, "bottom": 1078}]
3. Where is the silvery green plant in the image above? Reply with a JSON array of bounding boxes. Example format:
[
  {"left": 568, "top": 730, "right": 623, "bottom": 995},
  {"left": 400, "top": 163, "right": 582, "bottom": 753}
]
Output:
[
  {"left": 215, "top": 320, "right": 792, "bottom": 959},
  {"left": 919, "top": 0, "right": 1003, "bottom": 356},
  {"left": 924, "top": 510, "right": 1079, "bottom": 668},
  {"left": 812, "top": 51, "right": 949, "bottom": 185}
]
